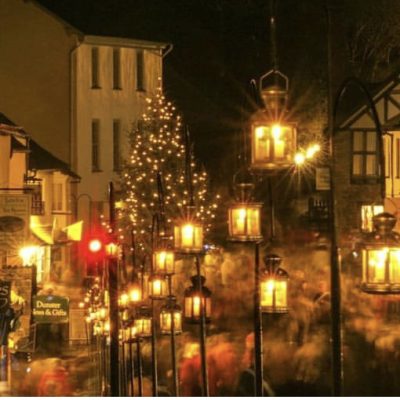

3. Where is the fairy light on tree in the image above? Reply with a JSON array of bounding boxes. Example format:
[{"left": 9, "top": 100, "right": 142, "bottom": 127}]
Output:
[{"left": 119, "top": 84, "right": 219, "bottom": 252}]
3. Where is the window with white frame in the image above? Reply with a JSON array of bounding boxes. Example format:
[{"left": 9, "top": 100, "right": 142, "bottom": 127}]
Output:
[{"left": 352, "top": 130, "right": 379, "bottom": 183}]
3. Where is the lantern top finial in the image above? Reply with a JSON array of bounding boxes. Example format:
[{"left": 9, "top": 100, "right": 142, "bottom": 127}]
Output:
[
  {"left": 263, "top": 253, "right": 282, "bottom": 268},
  {"left": 190, "top": 275, "right": 206, "bottom": 287},
  {"left": 373, "top": 212, "right": 397, "bottom": 236}
]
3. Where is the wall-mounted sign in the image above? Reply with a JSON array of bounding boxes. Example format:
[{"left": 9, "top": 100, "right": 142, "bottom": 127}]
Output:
[
  {"left": 0, "top": 280, "right": 11, "bottom": 312},
  {"left": 33, "top": 295, "right": 69, "bottom": 324},
  {"left": 316, "top": 167, "right": 331, "bottom": 191},
  {"left": 0, "top": 194, "right": 30, "bottom": 253}
]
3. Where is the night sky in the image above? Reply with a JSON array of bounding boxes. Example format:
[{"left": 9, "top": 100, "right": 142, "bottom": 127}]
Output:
[{"left": 36, "top": 0, "right": 332, "bottom": 182}]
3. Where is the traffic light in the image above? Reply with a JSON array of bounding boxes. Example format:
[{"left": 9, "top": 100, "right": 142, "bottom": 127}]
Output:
[{"left": 83, "top": 234, "right": 107, "bottom": 276}]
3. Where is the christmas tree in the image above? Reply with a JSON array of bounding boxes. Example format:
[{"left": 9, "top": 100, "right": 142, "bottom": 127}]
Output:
[{"left": 119, "top": 86, "right": 219, "bottom": 252}]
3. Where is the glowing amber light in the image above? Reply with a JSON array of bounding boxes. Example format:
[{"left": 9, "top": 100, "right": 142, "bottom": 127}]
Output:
[
  {"left": 134, "top": 309, "right": 152, "bottom": 338},
  {"left": 361, "top": 212, "right": 400, "bottom": 293},
  {"left": 128, "top": 286, "right": 142, "bottom": 303},
  {"left": 106, "top": 242, "right": 119, "bottom": 258},
  {"left": 160, "top": 297, "right": 183, "bottom": 335},
  {"left": 184, "top": 276, "right": 212, "bottom": 324},
  {"left": 228, "top": 203, "right": 262, "bottom": 241},
  {"left": 361, "top": 205, "right": 384, "bottom": 232},
  {"left": 153, "top": 249, "right": 175, "bottom": 275},
  {"left": 118, "top": 293, "right": 129, "bottom": 308},
  {"left": 149, "top": 275, "right": 167, "bottom": 299},
  {"left": 19, "top": 246, "right": 39, "bottom": 266},
  {"left": 260, "top": 279, "right": 288, "bottom": 313},
  {"left": 174, "top": 221, "right": 203, "bottom": 253},
  {"left": 251, "top": 122, "right": 296, "bottom": 169}
]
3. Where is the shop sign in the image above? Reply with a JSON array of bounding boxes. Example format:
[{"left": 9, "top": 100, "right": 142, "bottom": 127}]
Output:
[{"left": 33, "top": 295, "right": 69, "bottom": 324}]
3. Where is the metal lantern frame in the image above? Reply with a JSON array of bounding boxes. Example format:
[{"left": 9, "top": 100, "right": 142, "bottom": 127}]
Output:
[
  {"left": 360, "top": 212, "right": 400, "bottom": 294},
  {"left": 134, "top": 305, "right": 153, "bottom": 338},
  {"left": 159, "top": 295, "right": 183, "bottom": 335},
  {"left": 153, "top": 243, "right": 175, "bottom": 275},
  {"left": 260, "top": 254, "right": 289, "bottom": 314},
  {"left": 184, "top": 275, "right": 212, "bottom": 324}
]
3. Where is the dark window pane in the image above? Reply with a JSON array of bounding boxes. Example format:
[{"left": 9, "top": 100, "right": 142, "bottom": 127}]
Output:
[
  {"left": 92, "top": 120, "right": 100, "bottom": 171},
  {"left": 136, "top": 49, "right": 145, "bottom": 91},
  {"left": 113, "top": 48, "right": 121, "bottom": 89},
  {"left": 353, "top": 131, "right": 363, "bottom": 151},
  {"left": 366, "top": 131, "right": 377, "bottom": 151},
  {"left": 91, "top": 47, "right": 100, "bottom": 88}
]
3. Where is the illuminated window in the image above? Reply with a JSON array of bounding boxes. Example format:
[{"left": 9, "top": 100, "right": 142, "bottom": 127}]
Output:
[
  {"left": 91, "top": 47, "right": 100, "bottom": 88},
  {"left": 113, "top": 48, "right": 121, "bottom": 89},
  {"left": 136, "top": 49, "right": 145, "bottom": 91},
  {"left": 113, "top": 119, "right": 121, "bottom": 171},
  {"left": 352, "top": 131, "right": 379, "bottom": 183},
  {"left": 92, "top": 119, "right": 101, "bottom": 171}
]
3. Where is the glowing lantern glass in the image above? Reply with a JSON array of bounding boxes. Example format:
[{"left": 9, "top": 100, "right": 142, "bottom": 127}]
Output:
[
  {"left": 105, "top": 241, "right": 120, "bottom": 258},
  {"left": 260, "top": 254, "right": 289, "bottom": 314},
  {"left": 134, "top": 306, "right": 152, "bottom": 338},
  {"left": 128, "top": 281, "right": 142, "bottom": 304},
  {"left": 361, "top": 212, "right": 400, "bottom": 293},
  {"left": 361, "top": 204, "right": 384, "bottom": 233},
  {"left": 174, "top": 206, "right": 203, "bottom": 254},
  {"left": 251, "top": 122, "right": 297, "bottom": 170},
  {"left": 184, "top": 276, "right": 211, "bottom": 324},
  {"left": 149, "top": 274, "right": 167, "bottom": 300},
  {"left": 228, "top": 182, "right": 263, "bottom": 242},
  {"left": 118, "top": 292, "right": 129, "bottom": 309},
  {"left": 160, "top": 296, "right": 183, "bottom": 335},
  {"left": 153, "top": 244, "right": 175, "bottom": 275}
]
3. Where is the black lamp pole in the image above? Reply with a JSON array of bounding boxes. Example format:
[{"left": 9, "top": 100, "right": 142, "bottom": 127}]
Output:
[{"left": 329, "top": 77, "right": 384, "bottom": 396}]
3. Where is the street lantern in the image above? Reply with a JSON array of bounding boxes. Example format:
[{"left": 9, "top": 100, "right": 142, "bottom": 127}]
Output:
[
  {"left": 174, "top": 206, "right": 203, "bottom": 254},
  {"left": 105, "top": 240, "right": 120, "bottom": 258},
  {"left": 184, "top": 275, "right": 211, "bottom": 324},
  {"left": 360, "top": 212, "right": 400, "bottom": 293},
  {"left": 128, "top": 281, "right": 142, "bottom": 304},
  {"left": 260, "top": 254, "right": 289, "bottom": 314},
  {"left": 251, "top": 70, "right": 297, "bottom": 170},
  {"left": 251, "top": 121, "right": 297, "bottom": 170},
  {"left": 134, "top": 305, "right": 152, "bottom": 338},
  {"left": 149, "top": 273, "right": 168, "bottom": 300},
  {"left": 160, "top": 296, "right": 183, "bottom": 335},
  {"left": 118, "top": 291, "right": 129, "bottom": 309},
  {"left": 153, "top": 241, "right": 175, "bottom": 275},
  {"left": 228, "top": 181, "right": 262, "bottom": 242}
]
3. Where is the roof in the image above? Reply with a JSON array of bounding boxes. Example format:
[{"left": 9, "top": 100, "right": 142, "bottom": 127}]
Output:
[
  {"left": 28, "top": 139, "right": 80, "bottom": 180},
  {"left": 33, "top": 0, "right": 170, "bottom": 50},
  {"left": 337, "top": 72, "right": 400, "bottom": 128}
]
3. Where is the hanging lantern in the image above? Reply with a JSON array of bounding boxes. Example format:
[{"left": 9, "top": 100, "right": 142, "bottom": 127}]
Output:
[
  {"left": 128, "top": 280, "right": 143, "bottom": 304},
  {"left": 184, "top": 276, "right": 211, "bottom": 324},
  {"left": 251, "top": 70, "right": 296, "bottom": 170},
  {"left": 149, "top": 274, "right": 168, "bottom": 300},
  {"left": 159, "top": 295, "right": 183, "bottom": 335},
  {"left": 360, "top": 212, "right": 400, "bottom": 293},
  {"left": 260, "top": 254, "right": 289, "bottom": 314},
  {"left": 153, "top": 239, "right": 175, "bottom": 275},
  {"left": 134, "top": 305, "right": 152, "bottom": 338},
  {"left": 105, "top": 240, "right": 120, "bottom": 258},
  {"left": 118, "top": 291, "right": 129, "bottom": 310},
  {"left": 361, "top": 204, "right": 384, "bottom": 233},
  {"left": 174, "top": 206, "right": 203, "bottom": 254},
  {"left": 228, "top": 181, "right": 263, "bottom": 242}
]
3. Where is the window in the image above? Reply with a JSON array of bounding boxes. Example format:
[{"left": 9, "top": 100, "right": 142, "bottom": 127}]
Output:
[
  {"left": 113, "top": 48, "right": 121, "bottom": 89},
  {"left": 136, "top": 49, "right": 145, "bottom": 91},
  {"left": 91, "top": 47, "right": 100, "bottom": 88},
  {"left": 352, "top": 130, "right": 379, "bottom": 183},
  {"left": 113, "top": 119, "right": 121, "bottom": 171},
  {"left": 92, "top": 119, "right": 101, "bottom": 171},
  {"left": 52, "top": 183, "right": 63, "bottom": 211}
]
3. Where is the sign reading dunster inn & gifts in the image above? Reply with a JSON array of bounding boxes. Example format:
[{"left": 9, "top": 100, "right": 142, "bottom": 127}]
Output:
[{"left": 33, "top": 295, "right": 69, "bottom": 324}]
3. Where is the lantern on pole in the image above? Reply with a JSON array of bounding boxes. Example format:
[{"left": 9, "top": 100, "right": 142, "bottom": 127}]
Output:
[
  {"left": 184, "top": 276, "right": 211, "bottom": 323},
  {"left": 174, "top": 206, "right": 204, "bottom": 254},
  {"left": 153, "top": 239, "right": 175, "bottom": 275},
  {"left": 228, "top": 175, "right": 263, "bottom": 242},
  {"left": 251, "top": 70, "right": 297, "bottom": 170},
  {"left": 149, "top": 273, "right": 168, "bottom": 300},
  {"left": 160, "top": 296, "right": 183, "bottom": 335},
  {"left": 134, "top": 305, "right": 152, "bottom": 338},
  {"left": 260, "top": 254, "right": 289, "bottom": 314},
  {"left": 360, "top": 204, "right": 384, "bottom": 233},
  {"left": 360, "top": 212, "right": 400, "bottom": 293}
]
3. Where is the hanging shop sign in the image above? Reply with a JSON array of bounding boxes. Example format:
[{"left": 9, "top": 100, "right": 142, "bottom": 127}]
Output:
[
  {"left": 0, "top": 194, "right": 30, "bottom": 253},
  {"left": 33, "top": 295, "right": 69, "bottom": 324}
]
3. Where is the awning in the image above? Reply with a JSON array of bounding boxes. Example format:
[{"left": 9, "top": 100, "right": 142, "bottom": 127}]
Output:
[
  {"left": 30, "top": 218, "right": 54, "bottom": 245},
  {"left": 62, "top": 220, "right": 83, "bottom": 242}
]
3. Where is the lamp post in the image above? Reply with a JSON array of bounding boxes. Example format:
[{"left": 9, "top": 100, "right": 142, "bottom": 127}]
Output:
[{"left": 330, "top": 76, "right": 384, "bottom": 396}]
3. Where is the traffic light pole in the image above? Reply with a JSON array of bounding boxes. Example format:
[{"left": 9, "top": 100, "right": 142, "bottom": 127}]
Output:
[{"left": 108, "top": 182, "right": 120, "bottom": 396}]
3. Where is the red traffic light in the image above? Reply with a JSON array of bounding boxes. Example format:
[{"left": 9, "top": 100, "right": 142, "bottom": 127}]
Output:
[{"left": 88, "top": 238, "right": 103, "bottom": 253}]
